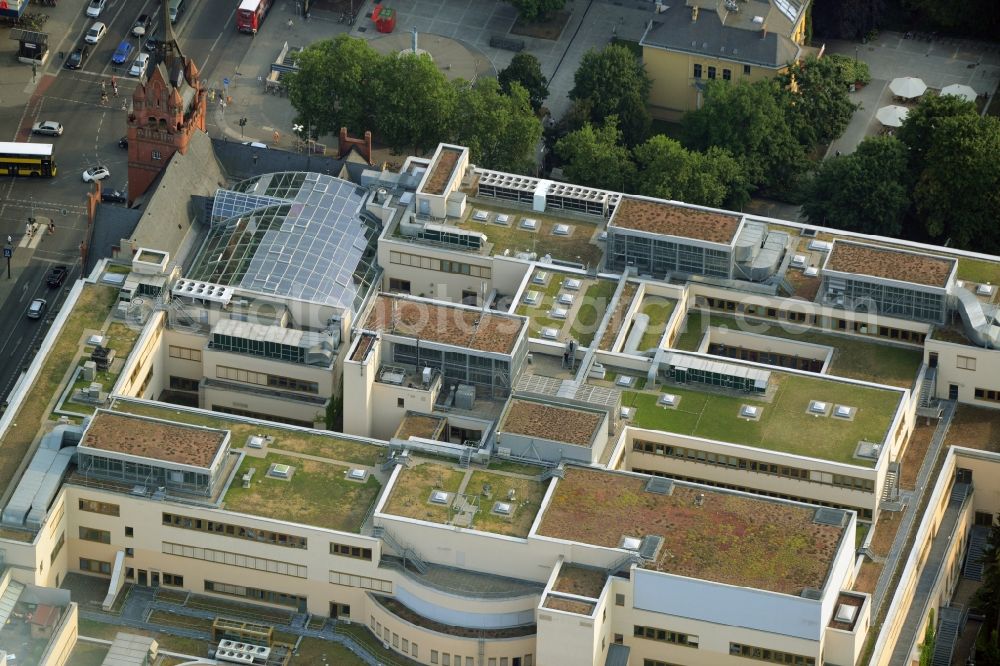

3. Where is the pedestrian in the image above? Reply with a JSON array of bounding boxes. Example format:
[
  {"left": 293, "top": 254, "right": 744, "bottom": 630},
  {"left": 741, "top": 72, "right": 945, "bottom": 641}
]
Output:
[
  {"left": 101, "top": 91, "right": 108, "bottom": 105},
  {"left": 48, "top": 222, "right": 55, "bottom": 235},
  {"left": 113, "top": 83, "right": 119, "bottom": 97},
  {"left": 111, "top": 75, "right": 116, "bottom": 87},
  {"left": 101, "top": 80, "right": 106, "bottom": 92},
  {"left": 6, "top": 235, "right": 11, "bottom": 245}
]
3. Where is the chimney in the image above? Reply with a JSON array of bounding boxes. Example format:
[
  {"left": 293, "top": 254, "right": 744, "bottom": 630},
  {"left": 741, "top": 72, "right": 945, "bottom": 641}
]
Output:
[
  {"left": 363, "top": 130, "right": 373, "bottom": 165},
  {"left": 339, "top": 127, "right": 348, "bottom": 146},
  {"left": 691, "top": 5, "right": 699, "bottom": 21}
]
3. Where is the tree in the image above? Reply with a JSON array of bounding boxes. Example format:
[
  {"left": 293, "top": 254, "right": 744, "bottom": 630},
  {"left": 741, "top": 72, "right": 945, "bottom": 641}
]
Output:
[
  {"left": 371, "top": 53, "right": 457, "bottom": 153},
  {"left": 903, "top": 0, "right": 1000, "bottom": 40},
  {"left": 918, "top": 608, "right": 936, "bottom": 666},
  {"left": 509, "top": 0, "right": 565, "bottom": 21},
  {"left": 570, "top": 44, "right": 652, "bottom": 146},
  {"left": 778, "top": 56, "right": 858, "bottom": 148},
  {"left": 498, "top": 53, "right": 549, "bottom": 112},
  {"left": 897, "top": 93, "right": 978, "bottom": 178},
  {"left": 632, "top": 135, "right": 750, "bottom": 209},
  {"left": 802, "top": 136, "right": 910, "bottom": 237},
  {"left": 811, "top": 0, "right": 884, "bottom": 40},
  {"left": 915, "top": 115, "right": 1000, "bottom": 252},
  {"left": 682, "top": 79, "right": 805, "bottom": 193},
  {"left": 555, "top": 117, "right": 635, "bottom": 191},
  {"left": 976, "top": 517, "right": 1000, "bottom": 663},
  {"left": 454, "top": 79, "right": 542, "bottom": 174},
  {"left": 285, "top": 35, "right": 382, "bottom": 138}
]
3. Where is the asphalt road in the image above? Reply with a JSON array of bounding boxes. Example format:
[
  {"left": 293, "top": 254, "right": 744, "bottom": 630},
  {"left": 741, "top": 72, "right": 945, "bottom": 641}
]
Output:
[{"left": 0, "top": 0, "right": 251, "bottom": 406}]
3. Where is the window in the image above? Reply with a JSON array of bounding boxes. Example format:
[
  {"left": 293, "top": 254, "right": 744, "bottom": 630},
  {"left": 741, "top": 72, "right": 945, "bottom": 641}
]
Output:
[
  {"left": 723, "top": 68, "right": 731, "bottom": 81},
  {"left": 162, "top": 542, "right": 308, "bottom": 578},
  {"left": 432, "top": 650, "right": 439, "bottom": 664},
  {"left": 79, "top": 498, "right": 119, "bottom": 516},
  {"left": 328, "top": 570, "right": 392, "bottom": 593},
  {"left": 412, "top": 643, "right": 418, "bottom": 658},
  {"left": 152, "top": 150, "right": 162, "bottom": 160},
  {"left": 169, "top": 375, "right": 200, "bottom": 392},
  {"left": 614, "top": 634, "right": 624, "bottom": 644},
  {"left": 957, "top": 355, "right": 977, "bottom": 370},
  {"left": 634, "top": 625, "right": 699, "bottom": 647},
  {"left": 330, "top": 543, "right": 373, "bottom": 561},
  {"left": 443, "top": 655, "right": 450, "bottom": 666},
  {"left": 615, "top": 593, "right": 625, "bottom": 606},
  {"left": 204, "top": 580, "right": 306, "bottom": 609},
  {"left": 79, "top": 558, "right": 112, "bottom": 575},
  {"left": 162, "top": 512, "right": 307, "bottom": 548},
  {"left": 393, "top": 633, "right": 399, "bottom": 649},
  {"left": 169, "top": 345, "right": 202, "bottom": 361},
  {"left": 125, "top": 526, "right": 134, "bottom": 537},
  {"left": 397, "top": 397, "right": 405, "bottom": 408},
  {"left": 388, "top": 278, "right": 411, "bottom": 293},
  {"left": 125, "top": 548, "right": 134, "bottom": 557},
  {"left": 389, "top": 251, "right": 490, "bottom": 278},
  {"left": 645, "top": 661, "right": 685, "bottom": 666},
  {"left": 744, "top": 64, "right": 751, "bottom": 75},
  {"left": 693, "top": 64, "right": 702, "bottom": 78},
  {"left": 79, "top": 526, "right": 111, "bottom": 543},
  {"left": 162, "top": 573, "right": 184, "bottom": 587},
  {"left": 729, "top": 643, "right": 815, "bottom": 665},
  {"left": 216, "top": 366, "right": 319, "bottom": 394},
  {"left": 707, "top": 66, "right": 716, "bottom": 79},
  {"left": 50, "top": 532, "right": 65, "bottom": 564},
  {"left": 975, "top": 388, "right": 1000, "bottom": 403}
]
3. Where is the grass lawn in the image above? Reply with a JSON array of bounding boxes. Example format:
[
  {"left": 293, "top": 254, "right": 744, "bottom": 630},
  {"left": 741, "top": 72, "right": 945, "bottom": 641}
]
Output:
[
  {"left": 598, "top": 282, "right": 638, "bottom": 350},
  {"left": 623, "top": 372, "right": 901, "bottom": 465},
  {"left": 464, "top": 470, "right": 545, "bottom": 537},
  {"left": 636, "top": 296, "right": 677, "bottom": 351},
  {"left": 0, "top": 285, "right": 117, "bottom": 496},
  {"left": 68, "top": 643, "right": 110, "bottom": 666},
  {"left": 570, "top": 280, "right": 617, "bottom": 347},
  {"left": 110, "top": 401, "right": 384, "bottom": 465},
  {"left": 957, "top": 257, "right": 1000, "bottom": 285},
  {"left": 675, "top": 311, "right": 922, "bottom": 388},
  {"left": 486, "top": 459, "right": 546, "bottom": 476},
  {"left": 459, "top": 203, "right": 603, "bottom": 268},
  {"left": 944, "top": 405, "right": 1000, "bottom": 453},
  {"left": 383, "top": 461, "right": 465, "bottom": 524},
  {"left": 77, "top": 618, "right": 209, "bottom": 656},
  {"left": 515, "top": 269, "right": 573, "bottom": 339},
  {"left": 293, "top": 638, "right": 367, "bottom": 665},
  {"left": 183, "top": 594, "right": 291, "bottom": 624},
  {"left": 224, "top": 452, "right": 382, "bottom": 532},
  {"left": 147, "top": 610, "right": 213, "bottom": 633}
]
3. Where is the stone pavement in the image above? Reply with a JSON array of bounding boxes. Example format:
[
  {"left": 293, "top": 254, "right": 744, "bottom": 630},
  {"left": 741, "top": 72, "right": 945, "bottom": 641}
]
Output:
[{"left": 825, "top": 31, "right": 1000, "bottom": 157}]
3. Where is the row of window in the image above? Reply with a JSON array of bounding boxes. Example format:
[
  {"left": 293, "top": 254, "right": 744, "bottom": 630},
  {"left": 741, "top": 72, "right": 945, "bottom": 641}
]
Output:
[
  {"left": 331, "top": 543, "right": 373, "bottom": 561},
  {"left": 79, "top": 557, "right": 111, "bottom": 575},
  {"left": 162, "top": 542, "right": 308, "bottom": 578},
  {"left": 79, "top": 526, "right": 111, "bottom": 544},
  {"left": 162, "top": 573, "right": 184, "bottom": 587},
  {"left": 169, "top": 345, "right": 202, "bottom": 361},
  {"left": 162, "top": 512, "right": 308, "bottom": 549},
  {"left": 211, "top": 404, "right": 314, "bottom": 429},
  {"left": 211, "top": 333, "right": 309, "bottom": 365},
  {"left": 644, "top": 661, "right": 684, "bottom": 666},
  {"left": 708, "top": 343, "right": 824, "bottom": 373},
  {"left": 204, "top": 580, "right": 306, "bottom": 610},
  {"left": 630, "top": 440, "right": 876, "bottom": 491},
  {"left": 369, "top": 616, "right": 533, "bottom": 666},
  {"left": 975, "top": 388, "right": 1000, "bottom": 403},
  {"left": 78, "top": 498, "right": 120, "bottom": 516},
  {"left": 730, "top": 642, "right": 816, "bottom": 665},
  {"left": 373, "top": 617, "right": 420, "bottom": 660},
  {"left": 389, "top": 250, "right": 491, "bottom": 278},
  {"left": 216, "top": 365, "right": 319, "bottom": 394},
  {"left": 957, "top": 355, "right": 977, "bottom": 370},
  {"left": 329, "top": 570, "right": 392, "bottom": 593},
  {"left": 631, "top": 467, "right": 874, "bottom": 520},
  {"left": 50, "top": 532, "right": 65, "bottom": 564},
  {"left": 633, "top": 625, "right": 698, "bottom": 647},
  {"left": 170, "top": 375, "right": 200, "bottom": 392},
  {"left": 693, "top": 63, "right": 743, "bottom": 80}
]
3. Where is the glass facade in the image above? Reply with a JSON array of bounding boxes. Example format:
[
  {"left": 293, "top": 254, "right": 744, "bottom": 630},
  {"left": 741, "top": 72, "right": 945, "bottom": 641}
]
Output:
[
  {"left": 841, "top": 278, "right": 945, "bottom": 323},
  {"left": 211, "top": 331, "right": 307, "bottom": 363},
  {"left": 392, "top": 344, "right": 512, "bottom": 399},
  {"left": 77, "top": 451, "right": 223, "bottom": 496},
  {"left": 608, "top": 231, "right": 731, "bottom": 279}
]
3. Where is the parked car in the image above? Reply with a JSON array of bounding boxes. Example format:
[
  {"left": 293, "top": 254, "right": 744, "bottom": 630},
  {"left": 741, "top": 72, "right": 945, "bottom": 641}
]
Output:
[
  {"left": 64, "top": 44, "right": 90, "bottom": 69},
  {"left": 143, "top": 38, "right": 162, "bottom": 52},
  {"left": 129, "top": 52, "right": 150, "bottom": 77},
  {"left": 82, "top": 165, "right": 110, "bottom": 182},
  {"left": 118, "top": 136, "right": 128, "bottom": 149},
  {"left": 101, "top": 189, "right": 127, "bottom": 203},
  {"left": 111, "top": 40, "right": 134, "bottom": 66},
  {"left": 26, "top": 298, "right": 47, "bottom": 320},
  {"left": 46, "top": 266, "right": 68, "bottom": 288},
  {"left": 85, "top": 0, "right": 107, "bottom": 18},
  {"left": 242, "top": 141, "right": 268, "bottom": 149},
  {"left": 132, "top": 14, "right": 152, "bottom": 36},
  {"left": 84, "top": 22, "right": 107, "bottom": 45},
  {"left": 31, "top": 121, "right": 63, "bottom": 137}
]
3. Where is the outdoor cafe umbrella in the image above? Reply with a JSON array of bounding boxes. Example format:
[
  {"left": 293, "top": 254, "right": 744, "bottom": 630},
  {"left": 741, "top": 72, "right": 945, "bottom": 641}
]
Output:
[
  {"left": 940, "top": 83, "right": 977, "bottom": 103},
  {"left": 889, "top": 76, "right": 927, "bottom": 99},
  {"left": 876, "top": 105, "right": 910, "bottom": 128}
]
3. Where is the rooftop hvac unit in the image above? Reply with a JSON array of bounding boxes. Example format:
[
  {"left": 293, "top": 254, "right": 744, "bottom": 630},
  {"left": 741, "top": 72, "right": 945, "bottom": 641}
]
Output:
[
  {"left": 455, "top": 384, "right": 476, "bottom": 410},
  {"left": 422, "top": 366, "right": 433, "bottom": 386}
]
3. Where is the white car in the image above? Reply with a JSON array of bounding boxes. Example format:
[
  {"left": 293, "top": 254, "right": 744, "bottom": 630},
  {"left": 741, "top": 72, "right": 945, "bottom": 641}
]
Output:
[
  {"left": 129, "top": 53, "right": 150, "bottom": 77},
  {"left": 31, "top": 121, "right": 63, "bottom": 136},
  {"left": 85, "top": 0, "right": 107, "bottom": 18},
  {"left": 84, "top": 22, "right": 107, "bottom": 44},
  {"left": 82, "top": 166, "right": 110, "bottom": 182}
]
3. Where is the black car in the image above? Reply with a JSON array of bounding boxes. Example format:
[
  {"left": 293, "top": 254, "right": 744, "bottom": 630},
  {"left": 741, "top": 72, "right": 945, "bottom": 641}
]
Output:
[
  {"left": 143, "top": 38, "right": 162, "bottom": 52},
  {"left": 118, "top": 136, "right": 128, "bottom": 149},
  {"left": 64, "top": 45, "right": 90, "bottom": 70},
  {"left": 101, "top": 189, "right": 127, "bottom": 203},
  {"left": 132, "top": 13, "right": 152, "bottom": 36},
  {"left": 46, "top": 265, "right": 68, "bottom": 288}
]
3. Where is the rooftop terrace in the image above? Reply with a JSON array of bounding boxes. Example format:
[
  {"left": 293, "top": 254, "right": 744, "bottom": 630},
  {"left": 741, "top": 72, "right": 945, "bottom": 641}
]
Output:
[
  {"left": 422, "top": 147, "right": 462, "bottom": 196},
  {"left": 81, "top": 411, "right": 228, "bottom": 468},
  {"left": 611, "top": 197, "right": 741, "bottom": 244},
  {"left": 825, "top": 241, "right": 955, "bottom": 288},
  {"left": 500, "top": 399, "right": 604, "bottom": 448},
  {"left": 365, "top": 294, "right": 524, "bottom": 354},
  {"left": 537, "top": 467, "right": 845, "bottom": 596},
  {"left": 223, "top": 451, "right": 382, "bottom": 533},
  {"left": 394, "top": 413, "right": 447, "bottom": 441},
  {"left": 621, "top": 371, "right": 902, "bottom": 466}
]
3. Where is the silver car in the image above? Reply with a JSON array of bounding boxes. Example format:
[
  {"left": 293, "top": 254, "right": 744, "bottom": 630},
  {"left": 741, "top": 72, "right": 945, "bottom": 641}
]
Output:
[{"left": 31, "top": 121, "right": 63, "bottom": 137}]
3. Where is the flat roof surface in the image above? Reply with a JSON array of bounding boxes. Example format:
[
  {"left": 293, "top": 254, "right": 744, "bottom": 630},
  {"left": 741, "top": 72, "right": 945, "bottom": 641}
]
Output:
[
  {"left": 81, "top": 411, "right": 227, "bottom": 469},
  {"left": 500, "top": 399, "right": 603, "bottom": 448},
  {"left": 423, "top": 147, "right": 462, "bottom": 195},
  {"left": 612, "top": 197, "right": 741, "bottom": 244},
  {"left": 365, "top": 294, "right": 524, "bottom": 354},
  {"left": 826, "top": 241, "right": 955, "bottom": 288},
  {"left": 537, "top": 468, "right": 844, "bottom": 595},
  {"left": 394, "top": 413, "right": 447, "bottom": 441}
]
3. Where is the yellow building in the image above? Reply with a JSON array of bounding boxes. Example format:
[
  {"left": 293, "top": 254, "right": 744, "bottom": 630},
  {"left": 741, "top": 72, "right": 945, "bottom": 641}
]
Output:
[{"left": 641, "top": 0, "right": 816, "bottom": 119}]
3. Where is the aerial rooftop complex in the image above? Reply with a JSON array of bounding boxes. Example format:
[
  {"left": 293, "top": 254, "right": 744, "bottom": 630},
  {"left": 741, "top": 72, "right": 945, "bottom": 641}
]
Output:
[{"left": 3, "top": 130, "right": 1000, "bottom": 666}]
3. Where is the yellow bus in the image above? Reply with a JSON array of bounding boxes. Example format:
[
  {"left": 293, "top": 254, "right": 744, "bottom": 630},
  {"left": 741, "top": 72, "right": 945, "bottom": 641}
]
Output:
[{"left": 0, "top": 141, "right": 57, "bottom": 177}]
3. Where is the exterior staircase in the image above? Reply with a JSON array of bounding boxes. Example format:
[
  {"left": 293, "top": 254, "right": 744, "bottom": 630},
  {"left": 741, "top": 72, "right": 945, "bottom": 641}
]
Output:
[
  {"left": 919, "top": 367, "right": 938, "bottom": 407},
  {"left": 930, "top": 605, "right": 964, "bottom": 666},
  {"left": 373, "top": 526, "right": 428, "bottom": 574},
  {"left": 881, "top": 462, "right": 900, "bottom": 502},
  {"left": 964, "top": 525, "right": 991, "bottom": 581}
]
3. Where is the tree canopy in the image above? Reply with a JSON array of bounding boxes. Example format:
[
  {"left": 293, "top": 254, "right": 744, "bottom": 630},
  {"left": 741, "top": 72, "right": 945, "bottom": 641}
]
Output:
[
  {"left": 811, "top": 0, "right": 885, "bottom": 39},
  {"left": 370, "top": 53, "right": 456, "bottom": 153},
  {"left": 555, "top": 117, "right": 634, "bottom": 191},
  {"left": 570, "top": 44, "right": 652, "bottom": 146},
  {"left": 802, "top": 136, "right": 910, "bottom": 237},
  {"left": 632, "top": 135, "right": 750, "bottom": 209},
  {"left": 498, "top": 53, "right": 549, "bottom": 112},
  {"left": 778, "top": 56, "right": 858, "bottom": 148},
  {"left": 897, "top": 93, "right": 978, "bottom": 177},
  {"left": 509, "top": 0, "right": 565, "bottom": 21},
  {"left": 453, "top": 79, "right": 542, "bottom": 174}
]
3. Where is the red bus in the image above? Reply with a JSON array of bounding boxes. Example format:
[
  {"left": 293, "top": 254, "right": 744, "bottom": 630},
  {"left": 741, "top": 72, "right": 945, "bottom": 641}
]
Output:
[{"left": 236, "top": 0, "right": 272, "bottom": 33}]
